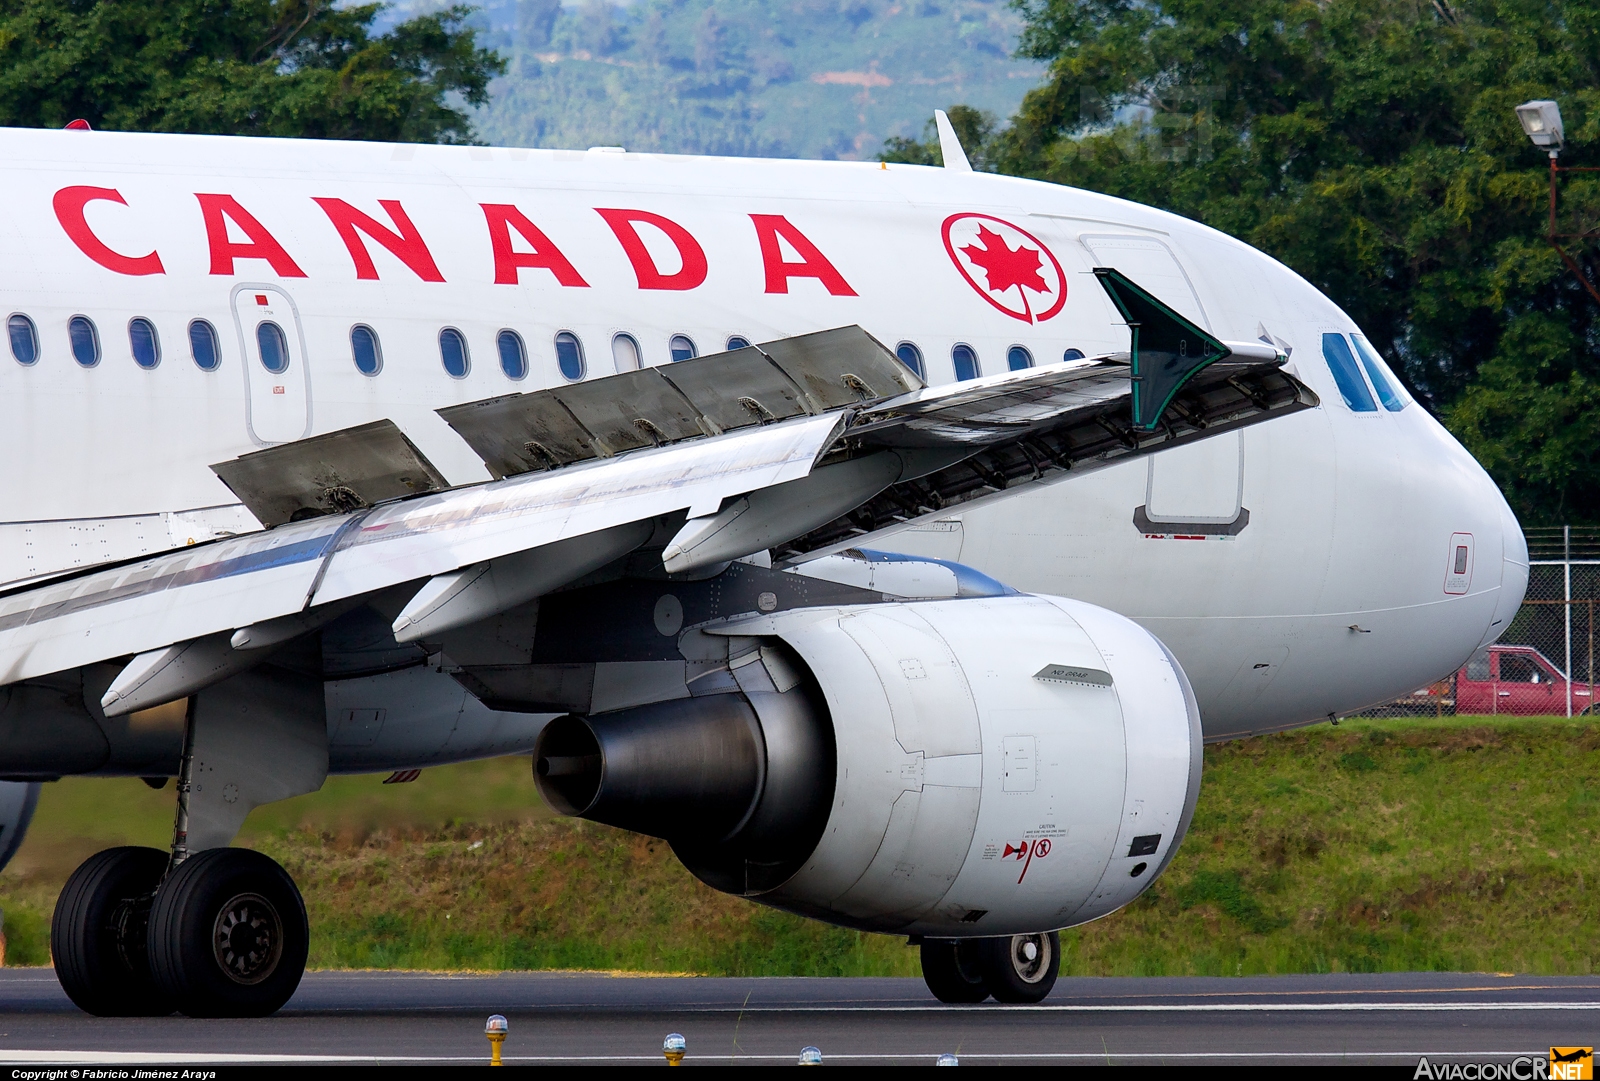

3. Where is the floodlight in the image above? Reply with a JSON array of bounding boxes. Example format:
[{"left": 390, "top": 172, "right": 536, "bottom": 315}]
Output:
[{"left": 1516, "top": 100, "right": 1564, "bottom": 151}]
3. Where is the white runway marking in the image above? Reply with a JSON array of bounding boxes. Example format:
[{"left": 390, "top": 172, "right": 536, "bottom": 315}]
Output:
[{"left": 609, "top": 1000, "right": 1600, "bottom": 1013}]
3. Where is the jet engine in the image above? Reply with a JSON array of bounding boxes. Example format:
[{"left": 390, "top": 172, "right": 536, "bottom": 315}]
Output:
[{"left": 535, "top": 593, "right": 1201, "bottom": 937}]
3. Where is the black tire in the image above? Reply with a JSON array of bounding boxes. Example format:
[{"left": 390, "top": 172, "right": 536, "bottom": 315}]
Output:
[
  {"left": 920, "top": 939, "right": 991, "bottom": 1003},
  {"left": 147, "top": 848, "right": 308, "bottom": 1018},
  {"left": 50, "top": 846, "right": 176, "bottom": 1017},
  {"left": 977, "top": 931, "right": 1060, "bottom": 1004}
]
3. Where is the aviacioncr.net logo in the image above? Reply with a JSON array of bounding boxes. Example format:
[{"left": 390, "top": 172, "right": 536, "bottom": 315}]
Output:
[{"left": 1413, "top": 1049, "right": 1592, "bottom": 1080}]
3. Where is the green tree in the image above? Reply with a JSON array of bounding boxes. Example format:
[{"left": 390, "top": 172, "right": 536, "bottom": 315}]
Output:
[
  {"left": 949, "top": 0, "right": 1600, "bottom": 525},
  {"left": 0, "top": 1, "right": 505, "bottom": 143}
]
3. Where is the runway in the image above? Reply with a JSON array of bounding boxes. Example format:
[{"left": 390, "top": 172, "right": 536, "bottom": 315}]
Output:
[{"left": 0, "top": 969, "right": 1593, "bottom": 1066}]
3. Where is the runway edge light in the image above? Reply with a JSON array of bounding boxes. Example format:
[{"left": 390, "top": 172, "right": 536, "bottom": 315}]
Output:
[
  {"left": 800, "top": 1045, "right": 823, "bottom": 1065},
  {"left": 663, "top": 1032, "right": 686, "bottom": 1066},
  {"left": 485, "top": 1013, "right": 508, "bottom": 1066}
]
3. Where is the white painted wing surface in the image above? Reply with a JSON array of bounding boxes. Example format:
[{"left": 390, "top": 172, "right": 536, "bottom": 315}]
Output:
[{"left": 0, "top": 413, "right": 842, "bottom": 688}]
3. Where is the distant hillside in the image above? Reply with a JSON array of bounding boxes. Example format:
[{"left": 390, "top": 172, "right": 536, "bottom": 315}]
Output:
[{"left": 383, "top": 0, "right": 1042, "bottom": 158}]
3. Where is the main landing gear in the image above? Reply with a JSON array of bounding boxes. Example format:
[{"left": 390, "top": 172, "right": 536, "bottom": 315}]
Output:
[
  {"left": 52, "top": 846, "right": 308, "bottom": 1018},
  {"left": 52, "top": 688, "right": 311, "bottom": 1018},
  {"left": 920, "top": 932, "right": 1061, "bottom": 1004}
]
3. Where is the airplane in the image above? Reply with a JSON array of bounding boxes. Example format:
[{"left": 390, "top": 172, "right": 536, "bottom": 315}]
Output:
[{"left": 0, "top": 112, "right": 1524, "bottom": 1016}]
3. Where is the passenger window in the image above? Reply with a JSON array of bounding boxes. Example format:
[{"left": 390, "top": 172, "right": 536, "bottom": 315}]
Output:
[
  {"left": 726, "top": 336, "right": 751, "bottom": 351},
  {"left": 555, "top": 331, "right": 585, "bottom": 381},
  {"left": 351, "top": 325, "right": 382, "bottom": 376},
  {"left": 612, "top": 332, "right": 641, "bottom": 372},
  {"left": 1498, "top": 655, "right": 1542, "bottom": 683},
  {"left": 895, "top": 342, "right": 925, "bottom": 379},
  {"left": 1007, "top": 345, "right": 1033, "bottom": 371},
  {"left": 8, "top": 314, "right": 39, "bottom": 365},
  {"left": 669, "top": 334, "right": 697, "bottom": 363},
  {"left": 439, "top": 327, "right": 469, "bottom": 378},
  {"left": 257, "top": 321, "right": 290, "bottom": 374},
  {"left": 189, "top": 319, "right": 220, "bottom": 372},
  {"left": 69, "top": 315, "right": 101, "bottom": 367},
  {"left": 1063, "top": 347, "right": 1086, "bottom": 361},
  {"left": 951, "top": 343, "right": 980, "bottom": 381},
  {"left": 497, "top": 329, "right": 528, "bottom": 380},
  {"left": 1465, "top": 655, "right": 1490, "bottom": 681},
  {"left": 129, "top": 318, "right": 160, "bottom": 370},
  {"left": 1351, "top": 334, "right": 1408, "bottom": 412},
  {"left": 1320, "top": 333, "right": 1376, "bottom": 412}
]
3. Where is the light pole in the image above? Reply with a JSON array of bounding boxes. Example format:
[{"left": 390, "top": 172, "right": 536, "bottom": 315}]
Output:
[{"left": 1517, "top": 99, "right": 1600, "bottom": 307}]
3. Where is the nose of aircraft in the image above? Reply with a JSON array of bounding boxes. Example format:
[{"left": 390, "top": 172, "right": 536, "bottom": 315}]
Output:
[{"left": 1479, "top": 488, "right": 1530, "bottom": 651}]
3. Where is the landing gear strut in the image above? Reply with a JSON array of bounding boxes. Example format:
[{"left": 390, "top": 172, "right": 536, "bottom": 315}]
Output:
[{"left": 920, "top": 931, "right": 1061, "bottom": 1004}]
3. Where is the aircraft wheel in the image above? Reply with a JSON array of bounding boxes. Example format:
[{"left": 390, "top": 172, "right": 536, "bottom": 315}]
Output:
[
  {"left": 978, "top": 931, "right": 1060, "bottom": 1004},
  {"left": 919, "top": 939, "right": 991, "bottom": 1003},
  {"left": 50, "top": 846, "right": 176, "bottom": 1017},
  {"left": 148, "top": 848, "right": 308, "bottom": 1018}
]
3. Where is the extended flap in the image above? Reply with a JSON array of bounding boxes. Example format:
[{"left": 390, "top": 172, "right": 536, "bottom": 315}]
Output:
[
  {"left": 755, "top": 325, "right": 922, "bottom": 409},
  {"left": 211, "top": 419, "right": 450, "bottom": 527},
  {"left": 438, "top": 325, "right": 924, "bottom": 479}
]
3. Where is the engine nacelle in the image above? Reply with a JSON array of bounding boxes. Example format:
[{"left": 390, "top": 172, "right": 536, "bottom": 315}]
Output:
[{"left": 535, "top": 592, "right": 1201, "bottom": 937}]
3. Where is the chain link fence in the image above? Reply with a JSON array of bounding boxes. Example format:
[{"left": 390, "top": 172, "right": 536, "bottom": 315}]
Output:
[{"left": 1357, "top": 526, "right": 1599, "bottom": 718}]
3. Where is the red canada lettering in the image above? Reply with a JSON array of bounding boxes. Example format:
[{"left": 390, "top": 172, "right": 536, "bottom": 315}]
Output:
[
  {"left": 196, "top": 194, "right": 306, "bottom": 277},
  {"left": 750, "top": 214, "right": 856, "bottom": 296},
  {"left": 595, "top": 208, "right": 707, "bottom": 291},
  {"left": 52, "top": 186, "right": 164, "bottom": 276},
  {"left": 313, "top": 198, "right": 445, "bottom": 282},
  {"left": 481, "top": 204, "right": 589, "bottom": 287}
]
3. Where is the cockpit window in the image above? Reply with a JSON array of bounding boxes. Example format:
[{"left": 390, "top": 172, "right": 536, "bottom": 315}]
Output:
[
  {"left": 1320, "top": 333, "right": 1376, "bottom": 412},
  {"left": 1351, "top": 333, "right": 1408, "bottom": 412}
]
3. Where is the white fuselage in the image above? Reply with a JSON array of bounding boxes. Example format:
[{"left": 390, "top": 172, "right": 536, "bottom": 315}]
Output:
[{"left": 0, "top": 128, "right": 1525, "bottom": 738}]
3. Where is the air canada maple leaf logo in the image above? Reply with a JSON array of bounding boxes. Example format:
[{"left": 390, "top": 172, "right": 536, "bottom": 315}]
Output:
[
  {"left": 962, "top": 227, "right": 1049, "bottom": 295},
  {"left": 942, "top": 213, "right": 1067, "bottom": 324}
]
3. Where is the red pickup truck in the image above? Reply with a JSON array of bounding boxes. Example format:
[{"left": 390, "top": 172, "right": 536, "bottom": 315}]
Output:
[{"left": 1453, "top": 644, "right": 1594, "bottom": 716}]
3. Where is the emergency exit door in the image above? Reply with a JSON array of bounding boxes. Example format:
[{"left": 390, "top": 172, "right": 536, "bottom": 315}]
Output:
[{"left": 232, "top": 284, "right": 311, "bottom": 445}]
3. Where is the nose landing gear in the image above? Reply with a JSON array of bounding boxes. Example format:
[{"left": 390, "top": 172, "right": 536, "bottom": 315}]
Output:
[{"left": 919, "top": 931, "right": 1061, "bottom": 1004}]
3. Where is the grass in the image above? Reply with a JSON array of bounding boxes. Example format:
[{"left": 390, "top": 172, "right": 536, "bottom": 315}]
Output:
[{"left": 1, "top": 715, "right": 1594, "bottom": 976}]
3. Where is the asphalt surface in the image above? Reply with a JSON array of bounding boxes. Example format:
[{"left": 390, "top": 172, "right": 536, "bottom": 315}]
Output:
[{"left": 0, "top": 969, "right": 1593, "bottom": 1066}]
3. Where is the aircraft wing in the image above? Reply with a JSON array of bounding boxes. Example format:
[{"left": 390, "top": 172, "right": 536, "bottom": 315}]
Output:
[
  {"left": 0, "top": 274, "right": 1315, "bottom": 702},
  {"left": 0, "top": 412, "right": 843, "bottom": 692}
]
